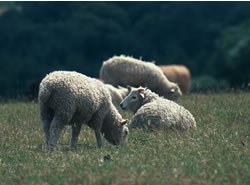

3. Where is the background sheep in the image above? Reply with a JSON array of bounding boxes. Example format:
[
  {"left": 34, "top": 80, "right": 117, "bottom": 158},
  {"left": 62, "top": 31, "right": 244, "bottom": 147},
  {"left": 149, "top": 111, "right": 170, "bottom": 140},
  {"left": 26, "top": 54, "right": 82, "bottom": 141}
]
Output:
[
  {"left": 120, "top": 87, "right": 196, "bottom": 131},
  {"left": 99, "top": 55, "right": 182, "bottom": 101},
  {"left": 159, "top": 65, "right": 191, "bottom": 94},
  {"left": 38, "top": 71, "right": 128, "bottom": 149},
  {"left": 104, "top": 84, "right": 130, "bottom": 107}
]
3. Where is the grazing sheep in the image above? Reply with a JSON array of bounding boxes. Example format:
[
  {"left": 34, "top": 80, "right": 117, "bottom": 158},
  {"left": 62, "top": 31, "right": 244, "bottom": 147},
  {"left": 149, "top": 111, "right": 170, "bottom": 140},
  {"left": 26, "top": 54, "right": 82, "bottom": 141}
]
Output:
[
  {"left": 38, "top": 71, "right": 129, "bottom": 149},
  {"left": 159, "top": 65, "right": 191, "bottom": 94},
  {"left": 120, "top": 87, "right": 196, "bottom": 131},
  {"left": 104, "top": 84, "right": 130, "bottom": 107},
  {"left": 100, "top": 55, "right": 182, "bottom": 101}
]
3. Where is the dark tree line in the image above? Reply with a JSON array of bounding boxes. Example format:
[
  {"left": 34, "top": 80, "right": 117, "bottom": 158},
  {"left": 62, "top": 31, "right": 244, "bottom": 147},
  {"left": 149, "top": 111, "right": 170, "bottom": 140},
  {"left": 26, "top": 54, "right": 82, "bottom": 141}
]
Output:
[{"left": 0, "top": 2, "right": 249, "bottom": 98}]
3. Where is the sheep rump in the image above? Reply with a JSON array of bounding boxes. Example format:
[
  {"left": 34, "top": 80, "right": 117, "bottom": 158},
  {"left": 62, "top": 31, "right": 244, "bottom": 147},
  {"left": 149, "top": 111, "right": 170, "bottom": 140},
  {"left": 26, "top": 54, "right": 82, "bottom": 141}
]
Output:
[{"left": 38, "top": 71, "right": 128, "bottom": 149}]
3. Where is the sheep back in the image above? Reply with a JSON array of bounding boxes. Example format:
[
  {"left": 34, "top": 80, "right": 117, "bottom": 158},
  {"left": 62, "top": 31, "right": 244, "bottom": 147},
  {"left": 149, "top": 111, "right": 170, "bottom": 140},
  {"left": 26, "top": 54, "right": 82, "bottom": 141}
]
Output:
[
  {"left": 39, "top": 71, "right": 111, "bottom": 123},
  {"left": 100, "top": 55, "right": 182, "bottom": 100},
  {"left": 130, "top": 99, "right": 196, "bottom": 131}
]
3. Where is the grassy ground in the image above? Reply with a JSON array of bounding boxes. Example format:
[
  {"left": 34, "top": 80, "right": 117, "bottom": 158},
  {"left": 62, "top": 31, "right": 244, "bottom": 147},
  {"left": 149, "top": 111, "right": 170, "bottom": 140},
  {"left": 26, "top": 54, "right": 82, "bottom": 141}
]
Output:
[{"left": 0, "top": 92, "right": 249, "bottom": 185}]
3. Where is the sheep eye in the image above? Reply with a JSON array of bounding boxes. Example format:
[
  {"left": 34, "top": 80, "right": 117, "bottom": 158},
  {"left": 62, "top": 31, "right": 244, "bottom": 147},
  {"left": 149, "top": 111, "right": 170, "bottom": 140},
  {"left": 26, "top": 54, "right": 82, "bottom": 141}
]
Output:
[{"left": 132, "top": 96, "right": 137, "bottom": 100}]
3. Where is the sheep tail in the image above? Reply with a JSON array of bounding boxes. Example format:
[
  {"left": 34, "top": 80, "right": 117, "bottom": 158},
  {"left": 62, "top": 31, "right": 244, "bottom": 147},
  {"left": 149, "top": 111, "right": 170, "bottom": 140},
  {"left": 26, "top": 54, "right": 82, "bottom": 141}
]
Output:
[{"left": 38, "top": 83, "right": 52, "bottom": 104}]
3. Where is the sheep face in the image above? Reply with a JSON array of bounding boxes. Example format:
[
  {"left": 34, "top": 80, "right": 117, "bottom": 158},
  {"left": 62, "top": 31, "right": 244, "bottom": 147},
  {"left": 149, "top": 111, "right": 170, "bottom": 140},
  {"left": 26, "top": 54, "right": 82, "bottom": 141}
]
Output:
[
  {"left": 120, "top": 88, "right": 144, "bottom": 113},
  {"left": 122, "top": 124, "right": 129, "bottom": 141},
  {"left": 165, "top": 82, "right": 182, "bottom": 100},
  {"left": 103, "top": 120, "right": 129, "bottom": 145}
]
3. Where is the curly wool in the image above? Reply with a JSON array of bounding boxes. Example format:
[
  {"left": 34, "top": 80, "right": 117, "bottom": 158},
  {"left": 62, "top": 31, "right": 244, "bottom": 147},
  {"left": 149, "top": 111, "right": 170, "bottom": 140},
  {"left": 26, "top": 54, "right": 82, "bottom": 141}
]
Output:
[
  {"left": 100, "top": 55, "right": 182, "bottom": 101},
  {"left": 122, "top": 88, "right": 196, "bottom": 131},
  {"left": 130, "top": 99, "right": 196, "bottom": 131},
  {"left": 39, "top": 71, "right": 128, "bottom": 149},
  {"left": 140, "top": 88, "right": 159, "bottom": 106}
]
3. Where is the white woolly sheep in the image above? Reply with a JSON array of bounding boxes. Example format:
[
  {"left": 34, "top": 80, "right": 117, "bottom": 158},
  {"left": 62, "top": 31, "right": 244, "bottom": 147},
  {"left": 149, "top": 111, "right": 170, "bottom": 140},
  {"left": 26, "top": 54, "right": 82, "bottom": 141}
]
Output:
[
  {"left": 120, "top": 87, "right": 196, "bottom": 131},
  {"left": 104, "top": 84, "right": 130, "bottom": 107},
  {"left": 99, "top": 55, "right": 182, "bottom": 101},
  {"left": 38, "top": 71, "right": 129, "bottom": 149}
]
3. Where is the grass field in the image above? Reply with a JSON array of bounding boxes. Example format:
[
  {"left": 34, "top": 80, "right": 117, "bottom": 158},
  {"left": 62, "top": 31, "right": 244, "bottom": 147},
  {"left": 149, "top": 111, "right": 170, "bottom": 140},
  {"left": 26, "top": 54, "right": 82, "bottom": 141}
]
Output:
[{"left": 0, "top": 92, "right": 249, "bottom": 185}]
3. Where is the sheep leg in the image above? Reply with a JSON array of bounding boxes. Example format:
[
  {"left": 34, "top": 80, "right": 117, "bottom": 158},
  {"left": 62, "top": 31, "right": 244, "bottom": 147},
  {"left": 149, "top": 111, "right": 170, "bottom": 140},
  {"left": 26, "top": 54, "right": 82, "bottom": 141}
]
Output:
[
  {"left": 42, "top": 120, "right": 51, "bottom": 146},
  {"left": 40, "top": 104, "right": 53, "bottom": 147},
  {"left": 49, "top": 116, "right": 66, "bottom": 149},
  {"left": 70, "top": 123, "right": 82, "bottom": 148},
  {"left": 88, "top": 111, "right": 105, "bottom": 148},
  {"left": 94, "top": 129, "right": 103, "bottom": 148}
]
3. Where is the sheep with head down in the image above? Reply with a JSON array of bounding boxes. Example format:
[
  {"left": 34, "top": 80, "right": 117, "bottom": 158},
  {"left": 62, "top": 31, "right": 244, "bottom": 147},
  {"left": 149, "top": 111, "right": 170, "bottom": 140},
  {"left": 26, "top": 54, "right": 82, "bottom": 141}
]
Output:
[
  {"left": 120, "top": 87, "right": 196, "bottom": 131},
  {"left": 99, "top": 55, "right": 182, "bottom": 101},
  {"left": 38, "top": 71, "right": 129, "bottom": 149},
  {"left": 159, "top": 65, "right": 191, "bottom": 94}
]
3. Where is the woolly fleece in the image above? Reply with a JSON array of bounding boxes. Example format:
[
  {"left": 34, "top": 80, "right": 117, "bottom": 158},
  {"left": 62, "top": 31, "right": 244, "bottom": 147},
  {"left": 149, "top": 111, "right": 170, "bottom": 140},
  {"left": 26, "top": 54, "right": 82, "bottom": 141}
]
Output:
[
  {"left": 39, "top": 71, "right": 128, "bottom": 149},
  {"left": 121, "top": 87, "right": 196, "bottom": 131},
  {"left": 100, "top": 55, "right": 182, "bottom": 101}
]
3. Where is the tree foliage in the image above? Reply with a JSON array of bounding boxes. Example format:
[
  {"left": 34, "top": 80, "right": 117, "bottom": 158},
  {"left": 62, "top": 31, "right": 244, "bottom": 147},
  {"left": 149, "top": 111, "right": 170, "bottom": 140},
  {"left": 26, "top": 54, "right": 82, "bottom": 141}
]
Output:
[
  {"left": 212, "top": 21, "right": 250, "bottom": 86},
  {"left": 0, "top": 2, "right": 249, "bottom": 97}
]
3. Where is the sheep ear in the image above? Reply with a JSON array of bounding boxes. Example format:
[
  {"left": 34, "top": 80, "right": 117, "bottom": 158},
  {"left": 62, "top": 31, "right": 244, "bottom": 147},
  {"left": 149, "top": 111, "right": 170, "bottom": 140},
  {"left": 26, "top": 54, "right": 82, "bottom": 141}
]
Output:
[
  {"left": 137, "top": 87, "right": 145, "bottom": 93},
  {"left": 121, "top": 119, "right": 128, "bottom": 126},
  {"left": 137, "top": 88, "right": 145, "bottom": 99},
  {"left": 127, "top": 85, "right": 132, "bottom": 92}
]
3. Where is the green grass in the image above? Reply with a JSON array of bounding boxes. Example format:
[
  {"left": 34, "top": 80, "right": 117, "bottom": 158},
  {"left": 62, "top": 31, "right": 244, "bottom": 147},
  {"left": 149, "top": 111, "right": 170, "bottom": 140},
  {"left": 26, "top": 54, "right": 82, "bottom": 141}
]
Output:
[{"left": 0, "top": 92, "right": 249, "bottom": 185}]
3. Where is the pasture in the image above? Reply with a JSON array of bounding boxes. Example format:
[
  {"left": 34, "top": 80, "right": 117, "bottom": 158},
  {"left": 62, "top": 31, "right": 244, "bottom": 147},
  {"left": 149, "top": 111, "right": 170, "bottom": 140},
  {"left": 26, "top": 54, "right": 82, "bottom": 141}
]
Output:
[{"left": 0, "top": 92, "right": 249, "bottom": 185}]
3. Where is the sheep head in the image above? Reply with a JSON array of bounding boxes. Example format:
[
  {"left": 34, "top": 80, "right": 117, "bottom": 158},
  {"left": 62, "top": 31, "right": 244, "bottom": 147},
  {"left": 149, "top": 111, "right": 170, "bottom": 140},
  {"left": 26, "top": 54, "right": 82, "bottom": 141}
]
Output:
[
  {"left": 120, "top": 87, "right": 145, "bottom": 113},
  {"left": 165, "top": 82, "right": 182, "bottom": 100},
  {"left": 102, "top": 119, "right": 129, "bottom": 146}
]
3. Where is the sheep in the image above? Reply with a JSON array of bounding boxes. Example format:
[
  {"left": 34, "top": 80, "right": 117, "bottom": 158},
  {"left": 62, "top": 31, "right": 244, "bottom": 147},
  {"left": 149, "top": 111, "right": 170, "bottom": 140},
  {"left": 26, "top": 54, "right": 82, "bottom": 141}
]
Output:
[
  {"left": 104, "top": 84, "right": 130, "bottom": 107},
  {"left": 99, "top": 55, "right": 182, "bottom": 101},
  {"left": 38, "top": 71, "right": 129, "bottom": 149},
  {"left": 120, "top": 87, "right": 196, "bottom": 131},
  {"left": 159, "top": 65, "right": 191, "bottom": 94},
  {"left": 104, "top": 84, "right": 138, "bottom": 120}
]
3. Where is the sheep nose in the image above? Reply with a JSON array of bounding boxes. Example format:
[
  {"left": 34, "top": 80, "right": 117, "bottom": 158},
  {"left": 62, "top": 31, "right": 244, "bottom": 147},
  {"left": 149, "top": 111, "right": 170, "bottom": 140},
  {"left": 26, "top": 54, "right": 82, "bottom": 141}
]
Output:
[{"left": 120, "top": 103, "right": 125, "bottom": 110}]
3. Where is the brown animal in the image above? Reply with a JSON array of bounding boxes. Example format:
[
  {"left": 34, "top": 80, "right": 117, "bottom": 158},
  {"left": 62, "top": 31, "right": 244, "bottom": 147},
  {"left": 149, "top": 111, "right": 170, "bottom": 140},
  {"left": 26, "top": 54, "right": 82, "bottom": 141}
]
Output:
[{"left": 159, "top": 65, "right": 191, "bottom": 94}]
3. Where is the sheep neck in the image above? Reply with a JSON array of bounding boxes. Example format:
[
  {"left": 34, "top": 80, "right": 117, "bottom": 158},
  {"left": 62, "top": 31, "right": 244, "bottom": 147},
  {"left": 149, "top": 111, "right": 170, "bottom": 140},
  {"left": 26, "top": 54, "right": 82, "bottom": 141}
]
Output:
[
  {"left": 142, "top": 89, "right": 159, "bottom": 106},
  {"left": 101, "top": 103, "right": 122, "bottom": 138}
]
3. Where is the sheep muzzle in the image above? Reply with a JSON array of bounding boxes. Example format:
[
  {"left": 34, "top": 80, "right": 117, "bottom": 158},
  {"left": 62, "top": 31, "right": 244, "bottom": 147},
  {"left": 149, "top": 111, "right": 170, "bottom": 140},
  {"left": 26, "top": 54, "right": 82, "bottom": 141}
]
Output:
[{"left": 120, "top": 102, "right": 127, "bottom": 110}]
